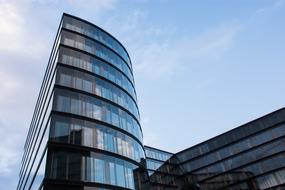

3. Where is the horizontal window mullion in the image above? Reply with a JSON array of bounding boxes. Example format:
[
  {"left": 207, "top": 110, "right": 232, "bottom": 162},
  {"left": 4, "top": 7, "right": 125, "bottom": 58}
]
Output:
[{"left": 56, "top": 65, "right": 140, "bottom": 120}]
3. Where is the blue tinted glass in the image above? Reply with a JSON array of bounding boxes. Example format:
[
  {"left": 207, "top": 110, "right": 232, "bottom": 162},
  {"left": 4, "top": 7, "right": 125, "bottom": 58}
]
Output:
[
  {"left": 95, "top": 158, "right": 105, "bottom": 183},
  {"left": 116, "top": 164, "right": 125, "bottom": 187}
]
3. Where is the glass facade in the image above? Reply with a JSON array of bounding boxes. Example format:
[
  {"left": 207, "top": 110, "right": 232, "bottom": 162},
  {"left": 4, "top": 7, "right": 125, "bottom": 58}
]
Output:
[
  {"left": 140, "top": 109, "right": 285, "bottom": 190},
  {"left": 18, "top": 13, "right": 143, "bottom": 190},
  {"left": 144, "top": 146, "right": 173, "bottom": 176},
  {"left": 181, "top": 123, "right": 285, "bottom": 172},
  {"left": 62, "top": 15, "right": 131, "bottom": 68},
  {"left": 58, "top": 47, "right": 137, "bottom": 101},
  {"left": 47, "top": 150, "right": 137, "bottom": 189},
  {"left": 17, "top": 13, "right": 285, "bottom": 190},
  {"left": 56, "top": 65, "right": 139, "bottom": 119},
  {"left": 49, "top": 115, "right": 145, "bottom": 162},
  {"left": 145, "top": 146, "right": 173, "bottom": 161},
  {"left": 61, "top": 30, "right": 134, "bottom": 84},
  {"left": 54, "top": 88, "right": 142, "bottom": 141}
]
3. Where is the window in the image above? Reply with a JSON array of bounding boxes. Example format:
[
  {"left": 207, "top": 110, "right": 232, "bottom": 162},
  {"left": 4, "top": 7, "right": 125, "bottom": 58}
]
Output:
[
  {"left": 70, "top": 123, "right": 82, "bottom": 145},
  {"left": 54, "top": 121, "right": 69, "bottom": 142},
  {"left": 93, "top": 104, "right": 102, "bottom": 120},
  {"left": 71, "top": 98, "right": 80, "bottom": 115},
  {"left": 83, "top": 79, "right": 92, "bottom": 93},
  {"left": 97, "top": 130, "right": 104, "bottom": 149},
  {"left": 86, "top": 102, "right": 93, "bottom": 118},
  {"left": 95, "top": 158, "right": 105, "bottom": 183},
  {"left": 56, "top": 95, "right": 70, "bottom": 112},
  {"left": 48, "top": 149, "right": 138, "bottom": 189},
  {"left": 52, "top": 152, "right": 67, "bottom": 180},
  {"left": 125, "top": 167, "right": 134, "bottom": 189},
  {"left": 95, "top": 82, "right": 102, "bottom": 96},
  {"left": 59, "top": 73, "right": 71, "bottom": 86},
  {"left": 83, "top": 127, "right": 93, "bottom": 147},
  {"left": 68, "top": 154, "right": 81, "bottom": 180},
  {"left": 60, "top": 47, "right": 137, "bottom": 101},
  {"left": 116, "top": 164, "right": 125, "bottom": 187},
  {"left": 111, "top": 107, "right": 119, "bottom": 126},
  {"left": 54, "top": 89, "right": 142, "bottom": 142},
  {"left": 75, "top": 77, "right": 83, "bottom": 90},
  {"left": 85, "top": 157, "right": 91, "bottom": 181},
  {"left": 109, "top": 162, "right": 116, "bottom": 185}
]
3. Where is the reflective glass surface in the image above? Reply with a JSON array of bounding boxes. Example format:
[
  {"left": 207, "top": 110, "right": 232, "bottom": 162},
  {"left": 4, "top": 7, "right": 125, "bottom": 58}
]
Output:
[
  {"left": 84, "top": 187, "right": 110, "bottom": 190},
  {"left": 56, "top": 66, "right": 139, "bottom": 120},
  {"left": 50, "top": 115, "right": 145, "bottom": 162},
  {"left": 182, "top": 123, "right": 285, "bottom": 172},
  {"left": 47, "top": 150, "right": 137, "bottom": 189},
  {"left": 54, "top": 88, "right": 143, "bottom": 142},
  {"left": 193, "top": 138, "right": 285, "bottom": 175},
  {"left": 221, "top": 168, "right": 285, "bottom": 190},
  {"left": 59, "top": 47, "right": 136, "bottom": 101},
  {"left": 61, "top": 30, "right": 134, "bottom": 84},
  {"left": 199, "top": 152, "right": 285, "bottom": 189},
  {"left": 255, "top": 168, "right": 285, "bottom": 189},
  {"left": 141, "top": 118, "right": 285, "bottom": 189},
  {"left": 145, "top": 147, "right": 172, "bottom": 161},
  {"left": 62, "top": 15, "right": 131, "bottom": 68},
  {"left": 177, "top": 112, "right": 285, "bottom": 163},
  {"left": 146, "top": 159, "right": 164, "bottom": 171}
]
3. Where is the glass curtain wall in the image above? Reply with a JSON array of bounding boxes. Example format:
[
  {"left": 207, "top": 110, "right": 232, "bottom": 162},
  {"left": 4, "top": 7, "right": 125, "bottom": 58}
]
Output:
[{"left": 41, "top": 14, "right": 143, "bottom": 190}]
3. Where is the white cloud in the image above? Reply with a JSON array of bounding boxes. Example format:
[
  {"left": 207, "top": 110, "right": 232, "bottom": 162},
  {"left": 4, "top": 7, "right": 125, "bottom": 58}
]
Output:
[
  {"left": 252, "top": 0, "right": 285, "bottom": 19},
  {"left": 273, "top": 0, "right": 284, "bottom": 9},
  {"left": 0, "top": 1, "right": 50, "bottom": 57},
  {"left": 67, "top": 0, "right": 117, "bottom": 13},
  {"left": 140, "top": 115, "right": 157, "bottom": 146},
  {"left": 0, "top": 0, "right": 118, "bottom": 180},
  {"left": 0, "top": 3, "right": 23, "bottom": 34},
  {"left": 187, "top": 23, "right": 241, "bottom": 59},
  {"left": 0, "top": 122, "right": 21, "bottom": 175},
  {"left": 0, "top": 62, "right": 38, "bottom": 176},
  {"left": 0, "top": 71, "right": 21, "bottom": 105},
  {"left": 100, "top": 7, "right": 241, "bottom": 79},
  {"left": 0, "top": 2, "right": 24, "bottom": 52},
  {"left": 99, "top": 1, "right": 283, "bottom": 81},
  {"left": 0, "top": 0, "right": 118, "bottom": 55},
  {"left": 131, "top": 22, "right": 241, "bottom": 79}
]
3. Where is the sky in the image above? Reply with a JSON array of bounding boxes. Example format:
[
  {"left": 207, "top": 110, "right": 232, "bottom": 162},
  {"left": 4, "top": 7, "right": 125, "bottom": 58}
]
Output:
[{"left": 0, "top": 0, "right": 285, "bottom": 189}]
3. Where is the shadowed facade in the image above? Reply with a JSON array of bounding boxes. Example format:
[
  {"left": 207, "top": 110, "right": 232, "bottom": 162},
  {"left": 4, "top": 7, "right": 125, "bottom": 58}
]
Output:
[{"left": 140, "top": 108, "right": 285, "bottom": 190}]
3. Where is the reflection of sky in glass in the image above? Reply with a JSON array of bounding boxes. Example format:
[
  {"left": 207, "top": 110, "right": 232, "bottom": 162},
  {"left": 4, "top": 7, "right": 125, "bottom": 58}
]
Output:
[{"left": 1, "top": 1, "right": 285, "bottom": 190}]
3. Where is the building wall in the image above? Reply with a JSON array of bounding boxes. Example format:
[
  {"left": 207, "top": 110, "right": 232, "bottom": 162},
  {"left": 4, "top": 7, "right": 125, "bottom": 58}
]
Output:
[
  {"left": 144, "top": 146, "right": 173, "bottom": 176},
  {"left": 143, "top": 108, "right": 285, "bottom": 190},
  {"left": 18, "top": 13, "right": 285, "bottom": 190},
  {"left": 18, "top": 13, "right": 144, "bottom": 190}
]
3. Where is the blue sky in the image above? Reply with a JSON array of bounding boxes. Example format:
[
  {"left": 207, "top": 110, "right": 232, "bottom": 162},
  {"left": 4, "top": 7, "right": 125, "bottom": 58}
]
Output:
[{"left": 0, "top": 0, "right": 285, "bottom": 189}]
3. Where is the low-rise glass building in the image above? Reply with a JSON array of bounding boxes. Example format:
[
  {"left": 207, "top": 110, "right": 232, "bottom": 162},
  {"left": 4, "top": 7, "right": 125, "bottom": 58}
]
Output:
[
  {"left": 141, "top": 108, "right": 285, "bottom": 190},
  {"left": 144, "top": 146, "right": 173, "bottom": 176}
]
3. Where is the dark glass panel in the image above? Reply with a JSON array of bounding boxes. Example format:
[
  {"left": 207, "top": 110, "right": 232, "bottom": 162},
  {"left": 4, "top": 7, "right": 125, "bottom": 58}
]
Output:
[{"left": 47, "top": 150, "right": 138, "bottom": 189}]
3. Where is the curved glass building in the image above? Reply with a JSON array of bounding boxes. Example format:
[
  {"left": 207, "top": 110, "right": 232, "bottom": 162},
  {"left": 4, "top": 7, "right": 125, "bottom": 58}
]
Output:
[
  {"left": 17, "top": 13, "right": 144, "bottom": 190},
  {"left": 18, "top": 12, "right": 285, "bottom": 190}
]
